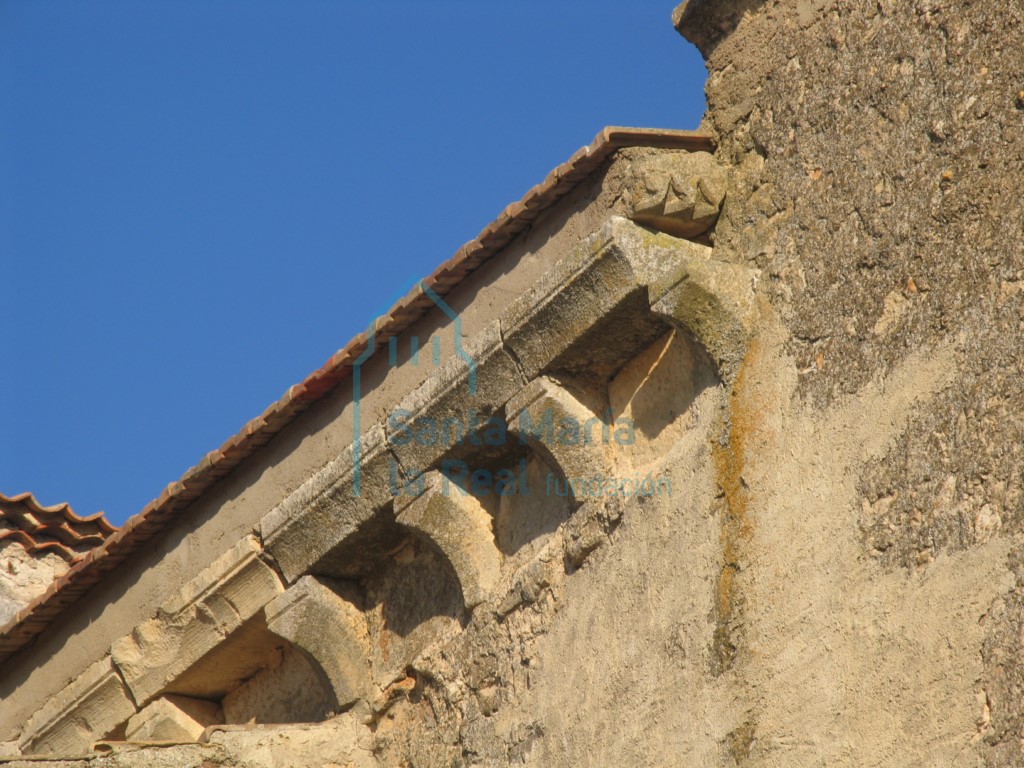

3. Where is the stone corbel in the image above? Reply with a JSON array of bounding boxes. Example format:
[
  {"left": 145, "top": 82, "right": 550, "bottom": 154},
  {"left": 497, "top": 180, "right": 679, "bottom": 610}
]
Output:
[
  {"left": 110, "top": 535, "right": 285, "bottom": 709},
  {"left": 394, "top": 471, "right": 501, "bottom": 611},
  {"left": 623, "top": 151, "right": 729, "bottom": 238},
  {"left": 499, "top": 225, "right": 645, "bottom": 382},
  {"left": 505, "top": 377, "right": 615, "bottom": 504},
  {"left": 577, "top": 215, "right": 758, "bottom": 383},
  {"left": 264, "top": 576, "right": 373, "bottom": 713},
  {"left": 18, "top": 655, "right": 137, "bottom": 756},
  {"left": 386, "top": 321, "right": 525, "bottom": 476},
  {"left": 124, "top": 695, "right": 222, "bottom": 743},
  {"left": 648, "top": 256, "right": 759, "bottom": 383},
  {"left": 499, "top": 217, "right": 723, "bottom": 380}
]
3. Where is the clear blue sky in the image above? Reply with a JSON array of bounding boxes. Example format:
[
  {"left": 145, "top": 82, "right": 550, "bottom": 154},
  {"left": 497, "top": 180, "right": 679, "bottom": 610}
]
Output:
[{"left": 0, "top": 1, "right": 707, "bottom": 526}]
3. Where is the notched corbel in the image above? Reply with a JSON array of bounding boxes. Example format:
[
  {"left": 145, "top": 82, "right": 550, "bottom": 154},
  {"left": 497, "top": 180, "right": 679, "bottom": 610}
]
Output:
[{"left": 624, "top": 151, "right": 728, "bottom": 239}]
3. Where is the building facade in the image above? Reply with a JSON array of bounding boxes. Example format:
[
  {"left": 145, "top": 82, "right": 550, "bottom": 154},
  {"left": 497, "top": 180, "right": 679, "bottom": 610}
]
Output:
[{"left": 2, "top": 1, "right": 1023, "bottom": 765}]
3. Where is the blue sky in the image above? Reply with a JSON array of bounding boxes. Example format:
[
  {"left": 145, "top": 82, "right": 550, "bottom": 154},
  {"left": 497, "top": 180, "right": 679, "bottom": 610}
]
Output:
[{"left": 0, "top": 1, "right": 707, "bottom": 526}]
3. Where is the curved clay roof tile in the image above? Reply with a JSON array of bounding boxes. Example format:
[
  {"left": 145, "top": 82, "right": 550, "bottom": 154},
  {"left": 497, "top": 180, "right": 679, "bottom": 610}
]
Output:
[{"left": 0, "top": 492, "right": 118, "bottom": 564}]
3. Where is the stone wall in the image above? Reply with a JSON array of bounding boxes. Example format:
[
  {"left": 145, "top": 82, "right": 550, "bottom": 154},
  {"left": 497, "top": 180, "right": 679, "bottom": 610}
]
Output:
[
  {"left": 0, "top": 542, "right": 69, "bottom": 628},
  {"left": 675, "top": 0, "right": 1024, "bottom": 764}
]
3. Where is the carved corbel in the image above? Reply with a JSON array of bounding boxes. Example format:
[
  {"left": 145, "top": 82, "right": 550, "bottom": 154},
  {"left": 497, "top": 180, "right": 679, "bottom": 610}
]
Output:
[
  {"left": 18, "top": 656, "right": 137, "bottom": 756},
  {"left": 386, "top": 321, "right": 525, "bottom": 476},
  {"left": 648, "top": 256, "right": 759, "bottom": 383},
  {"left": 624, "top": 151, "right": 728, "bottom": 238},
  {"left": 394, "top": 471, "right": 501, "bottom": 611},
  {"left": 264, "top": 576, "right": 373, "bottom": 712},
  {"left": 505, "top": 377, "right": 617, "bottom": 504},
  {"left": 499, "top": 227, "right": 647, "bottom": 382},
  {"left": 110, "top": 535, "right": 285, "bottom": 709}
]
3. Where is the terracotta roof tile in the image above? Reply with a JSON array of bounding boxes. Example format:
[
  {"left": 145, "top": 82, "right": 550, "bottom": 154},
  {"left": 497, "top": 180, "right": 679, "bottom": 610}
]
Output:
[
  {"left": 0, "top": 126, "right": 714, "bottom": 665},
  {"left": 0, "top": 492, "right": 118, "bottom": 564}
]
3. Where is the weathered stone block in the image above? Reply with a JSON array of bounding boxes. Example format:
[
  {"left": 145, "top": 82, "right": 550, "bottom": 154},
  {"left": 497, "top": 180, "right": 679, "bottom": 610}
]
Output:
[
  {"left": 386, "top": 321, "right": 526, "bottom": 474},
  {"left": 261, "top": 424, "right": 394, "bottom": 583},
  {"left": 499, "top": 223, "right": 642, "bottom": 381},
  {"left": 110, "top": 535, "right": 283, "bottom": 708},
  {"left": 124, "top": 695, "right": 222, "bottom": 743},
  {"left": 600, "top": 215, "right": 714, "bottom": 288},
  {"left": 208, "top": 717, "right": 376, "bottom": 768},
  {"left": 649, "top": 254, "right": 758, "bottom": 382},
  {"left": 0, "top": 540, "right": 71, "bottom": 629},
  {"left": 264, "top": 576, "right": 373, "bottom": 712},
  {"left": 19, "top": 656, "right": 137, "bottom": 756},
  {"left": 395, "top": 471, "right": 501, "bottom": 610},
  {"left": 506, "top": 377, "right": 614, "bottom": 503},
  {"left": 221, "top": 644, "right": 334, "bottom": 725},
  {"left": 499, "top": 217, "right": 714, "bottom": 382},
  {"left": 624, "top": 150, "right": 728, "bottom": 238}
]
